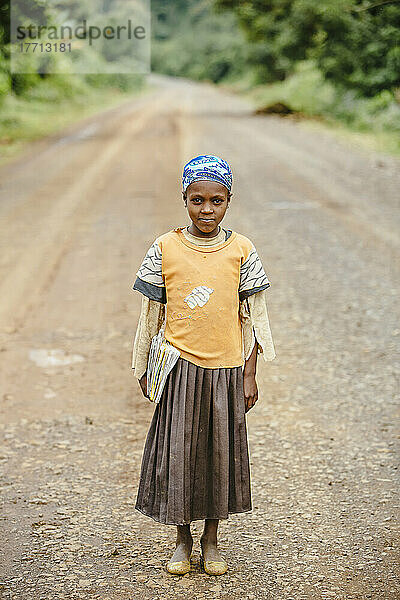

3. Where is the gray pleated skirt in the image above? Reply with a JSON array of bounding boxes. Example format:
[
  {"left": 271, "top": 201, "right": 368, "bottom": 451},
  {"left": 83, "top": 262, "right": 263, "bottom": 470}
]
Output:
[{"left": 135, "top": 357, "right": 252, "bottom": 525}]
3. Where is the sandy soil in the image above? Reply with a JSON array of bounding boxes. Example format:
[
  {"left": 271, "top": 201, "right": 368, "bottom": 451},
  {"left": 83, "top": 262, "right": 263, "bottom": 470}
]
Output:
[{"left": 0, "top": 74, "right": 399, "bottom": 600}]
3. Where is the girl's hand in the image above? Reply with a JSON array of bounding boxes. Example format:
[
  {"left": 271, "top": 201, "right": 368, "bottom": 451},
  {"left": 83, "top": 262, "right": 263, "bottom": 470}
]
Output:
[
  {"left": 243, "top": 372, "right": 258, "bottom": 412},
  {"left": 139, "top": 373, "right": 149, "bottom": 399},
  {"left": 243, "top": 338, "right": 258, "bottom": 412}
]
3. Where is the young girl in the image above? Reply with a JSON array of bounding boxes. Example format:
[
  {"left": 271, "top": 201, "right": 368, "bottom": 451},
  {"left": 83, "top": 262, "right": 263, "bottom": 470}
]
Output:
[{"left": 131, "top": 154, "right": 276, "bottom": 576}]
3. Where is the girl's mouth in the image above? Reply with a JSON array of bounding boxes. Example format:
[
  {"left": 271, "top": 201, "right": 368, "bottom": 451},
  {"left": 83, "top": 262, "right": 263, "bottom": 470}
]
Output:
[{"left": 198, "top": 218, "right": 215, "bottom": 223}]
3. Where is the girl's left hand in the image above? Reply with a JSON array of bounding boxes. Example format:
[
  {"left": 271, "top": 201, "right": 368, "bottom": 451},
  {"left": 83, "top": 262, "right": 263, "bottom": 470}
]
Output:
[
  {"left": 139, "top": 372, "right": 149, "bottom": 399},
  {"left": 243, "top": 372, "right": 258, "bottom": 412}
]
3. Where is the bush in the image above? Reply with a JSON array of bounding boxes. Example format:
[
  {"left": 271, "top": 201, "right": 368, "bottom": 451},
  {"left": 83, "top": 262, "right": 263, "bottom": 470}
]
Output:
[
  {"left": 84, "top": 73, "right": 145, "bottom": 92},
  {"left": 216, "top": 0, "right": 400, "bottom": 96},
  {"left": 250, "top": 60, "right": 400, "bottom": 136},
  {"left": 151, "top": 0, "right": 251, "bottom": 83},
  {"left": 0, "top": 52, "right": 10, "bottom": 102}
]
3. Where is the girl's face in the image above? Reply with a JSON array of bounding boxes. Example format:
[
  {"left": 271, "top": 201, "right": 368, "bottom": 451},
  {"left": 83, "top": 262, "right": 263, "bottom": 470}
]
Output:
[{"left": 183, "top": 180, "right": 231, "bottom": 238}]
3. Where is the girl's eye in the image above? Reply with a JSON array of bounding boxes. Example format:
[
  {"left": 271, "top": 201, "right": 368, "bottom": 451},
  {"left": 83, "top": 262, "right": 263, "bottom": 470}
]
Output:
[{"left": 213, "top": 199, "right": 223, "bottom": 204}]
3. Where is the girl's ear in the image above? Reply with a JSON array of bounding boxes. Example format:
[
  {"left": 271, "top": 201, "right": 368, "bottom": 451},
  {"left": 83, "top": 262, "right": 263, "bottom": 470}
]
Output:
[{"left": 182, "top": 191, "right": 187, "bottom": 207}]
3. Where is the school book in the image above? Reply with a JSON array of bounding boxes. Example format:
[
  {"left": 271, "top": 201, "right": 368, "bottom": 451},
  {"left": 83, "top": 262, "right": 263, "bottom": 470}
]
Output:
[{"left": 147, "top": 330, "right": 180, "bottom": 404}]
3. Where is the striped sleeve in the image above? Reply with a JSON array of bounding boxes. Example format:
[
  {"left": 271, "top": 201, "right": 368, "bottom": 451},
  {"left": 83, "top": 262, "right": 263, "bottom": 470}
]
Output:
[
  {"left": 132, "top": 239, "right": 166, "bottom": 303},
  {"left": 239, "top": 244, "right": 270, "bottom": 301}
]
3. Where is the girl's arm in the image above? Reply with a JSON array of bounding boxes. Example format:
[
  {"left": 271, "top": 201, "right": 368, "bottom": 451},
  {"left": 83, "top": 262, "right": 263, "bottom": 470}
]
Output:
[
  {"left": 247, "top": 290, "right": 276, "bottom": 361},
  {"left": 243, "top": 338, "right": 258, "bottom": 412},
  {"left": 132, "top": 295, "right": 165, "bottom": 397},
  {"left": 238, "top": 240, "right": 274, "bottom": 361},
  {"left": 240, "top": 288, "right": 276, "bottom": 412},
  {"left": 131, "top": 237, "right": 166, "bottom": 397}
]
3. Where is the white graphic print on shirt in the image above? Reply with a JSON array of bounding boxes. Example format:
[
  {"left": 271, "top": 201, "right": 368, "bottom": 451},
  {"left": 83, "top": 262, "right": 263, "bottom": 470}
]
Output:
[{"left": 184, "top": 286, "right": 214, "bottom": 309}]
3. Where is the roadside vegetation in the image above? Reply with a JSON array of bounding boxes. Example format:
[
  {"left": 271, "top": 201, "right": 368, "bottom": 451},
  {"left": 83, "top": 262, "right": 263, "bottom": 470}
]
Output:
[
  {"left": 0, "top": 1, "right": 146, "bottom": 165},
  {"left": 1, "top": 0, "right": 399, "bottom": 161},
  {"left": 152, "top": 0, "right": 400, "bottom": 156}
]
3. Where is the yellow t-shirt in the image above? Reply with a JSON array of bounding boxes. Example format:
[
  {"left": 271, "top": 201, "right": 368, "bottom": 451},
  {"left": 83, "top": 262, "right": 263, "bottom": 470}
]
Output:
[{"left": 133, "top": 227, "right": 271, "bottom": 368}]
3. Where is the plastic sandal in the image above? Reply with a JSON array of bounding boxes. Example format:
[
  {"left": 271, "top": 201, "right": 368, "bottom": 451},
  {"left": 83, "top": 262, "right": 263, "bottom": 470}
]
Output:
[
  {"left": 200, "top": 553, "right": 228, "bottom": 576},
  {"left": 166, "top": 555, "right": 192, "bottom": 575}
]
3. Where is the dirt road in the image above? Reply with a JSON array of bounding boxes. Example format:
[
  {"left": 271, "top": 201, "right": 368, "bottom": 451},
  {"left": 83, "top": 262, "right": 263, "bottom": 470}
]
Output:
[{"left": 1, "top": 74, "right": 399, "bottom": 600}]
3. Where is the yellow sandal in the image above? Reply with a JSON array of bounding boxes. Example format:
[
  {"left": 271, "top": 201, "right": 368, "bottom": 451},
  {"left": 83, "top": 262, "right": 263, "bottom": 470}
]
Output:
[
  {"left": 166, "top": 556, "right": 192, "bottom": 575},
  {"left": 200, "top": 553, "right": 228, "bottom": 576}
]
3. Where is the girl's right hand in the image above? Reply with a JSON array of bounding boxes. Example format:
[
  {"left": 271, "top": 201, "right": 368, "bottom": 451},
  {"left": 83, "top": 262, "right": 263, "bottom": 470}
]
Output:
[
  {"left": 139, "top": 373, "right": 149, "bottom": 399},
  {"left": 243, "top": 372, "right": 258, "bottom": 412}
]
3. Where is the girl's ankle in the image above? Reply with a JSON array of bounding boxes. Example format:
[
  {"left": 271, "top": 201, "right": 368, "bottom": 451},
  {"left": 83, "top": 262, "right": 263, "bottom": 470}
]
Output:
[
  {"left": 177, "top": 534, "right": 193, "bottom": 546},
  {"left": 200, "top": 534, "right": 217, "bottom": 546}
]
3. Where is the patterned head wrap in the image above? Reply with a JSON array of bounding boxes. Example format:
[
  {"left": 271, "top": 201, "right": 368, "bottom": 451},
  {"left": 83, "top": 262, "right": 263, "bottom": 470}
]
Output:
[{"left": 182, "top": 154, "right": 233, "bottom": 193}]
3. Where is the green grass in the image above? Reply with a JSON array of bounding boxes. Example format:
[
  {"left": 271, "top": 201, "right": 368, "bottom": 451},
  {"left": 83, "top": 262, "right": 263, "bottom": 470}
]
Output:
[
  {"left": 225, "top": 61, "right": 400, "bottom": 158},
  {"left": 292, "top": 116, "right": 400, "bottom": 158}
]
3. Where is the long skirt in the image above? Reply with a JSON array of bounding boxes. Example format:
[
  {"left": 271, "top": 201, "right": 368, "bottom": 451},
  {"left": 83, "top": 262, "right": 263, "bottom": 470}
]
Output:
[{"left": 135, "top": 357, "right": 252, "bottom": 525}]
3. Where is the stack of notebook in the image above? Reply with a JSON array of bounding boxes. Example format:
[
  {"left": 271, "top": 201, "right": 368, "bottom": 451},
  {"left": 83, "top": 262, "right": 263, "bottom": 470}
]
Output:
[{"left": 147, "top": 330, "right": 180, "bottom": 404}]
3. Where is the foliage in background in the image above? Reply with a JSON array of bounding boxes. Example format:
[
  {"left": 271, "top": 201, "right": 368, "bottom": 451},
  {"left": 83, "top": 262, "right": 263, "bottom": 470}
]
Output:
[
  {"left": 151, "top": 0, "right": 252, "bottom": 83},
  {"left": 151, "top": 0, "right": 400, "bottom": 153},
  {"left": 239, "top": 60, "right": 400, "bottom": 152},
  {"left": 0, "top": 0, "right": 146, "bottom": 101},
  {"left": 0, "top": 0, "right": 399, "bottom": 157},
  {"left": 0, "top": 0, "right": 146, "bottom": 162},
  {"left": 215, "top": 0, "right": 400, "bottom": 96},
  {"left": 0, "top": 1, "right": 10, "bottom": 98}
]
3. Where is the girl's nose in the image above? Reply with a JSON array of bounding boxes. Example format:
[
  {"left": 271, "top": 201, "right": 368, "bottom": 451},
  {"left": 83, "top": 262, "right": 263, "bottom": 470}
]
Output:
[{"left": 201, "top": 204, "right": 214, "bottom": 213}]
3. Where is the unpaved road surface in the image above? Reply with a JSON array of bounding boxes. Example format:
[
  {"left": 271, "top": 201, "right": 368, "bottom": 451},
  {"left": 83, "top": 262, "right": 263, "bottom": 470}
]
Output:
[{"left": 0, "top": 74, "right": 399, "bottom": 600}]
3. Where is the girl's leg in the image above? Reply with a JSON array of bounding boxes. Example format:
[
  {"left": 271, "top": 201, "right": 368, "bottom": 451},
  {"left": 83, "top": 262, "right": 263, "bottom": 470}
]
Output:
[
  {"left": 200, "top": 519, "right": 225, "bottom": 562},
  {"left": 169, "top": 524, "right": 193, "bottom": 563}
]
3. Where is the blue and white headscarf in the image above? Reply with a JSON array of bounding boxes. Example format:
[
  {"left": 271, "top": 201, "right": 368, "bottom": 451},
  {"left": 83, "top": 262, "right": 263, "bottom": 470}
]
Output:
[{"left": 182, "top": 154, "right": 233, "bottom": 193}]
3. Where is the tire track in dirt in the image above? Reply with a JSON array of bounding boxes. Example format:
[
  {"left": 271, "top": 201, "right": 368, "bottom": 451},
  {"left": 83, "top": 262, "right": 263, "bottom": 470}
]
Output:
[
  {"left": 223, "top": 115, "right": 400, "bottom": 254},
  {"left": 0, "top": 91, "right": 170, "bottom": 332}
]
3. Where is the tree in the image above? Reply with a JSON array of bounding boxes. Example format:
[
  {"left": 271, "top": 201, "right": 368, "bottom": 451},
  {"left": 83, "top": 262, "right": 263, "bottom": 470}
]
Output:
[
  {"left": 215, "top": 0, "right": 400, "bottom": 95},
  {"left": 151, "top": 0, "right": 251, "bottom": 82}
]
